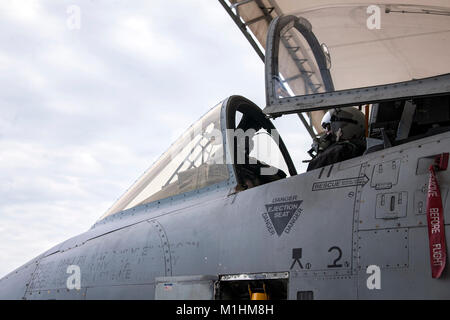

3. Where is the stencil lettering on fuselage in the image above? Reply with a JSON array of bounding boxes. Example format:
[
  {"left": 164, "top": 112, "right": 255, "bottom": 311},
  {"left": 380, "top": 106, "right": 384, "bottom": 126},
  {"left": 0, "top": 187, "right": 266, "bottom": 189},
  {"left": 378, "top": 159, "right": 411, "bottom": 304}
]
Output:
[{"left": 262, "top": 195, "right": 303, "bottom": 236}]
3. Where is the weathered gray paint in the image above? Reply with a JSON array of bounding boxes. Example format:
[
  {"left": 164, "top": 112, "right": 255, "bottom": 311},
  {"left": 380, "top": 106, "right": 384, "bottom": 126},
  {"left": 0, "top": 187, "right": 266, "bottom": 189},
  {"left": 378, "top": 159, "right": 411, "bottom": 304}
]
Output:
[
  {"left": 0, "top": 96, "right": 449, "bottom": 300},
  {"left": 155, "top": 275, "right": 217, "bottom": 300}
]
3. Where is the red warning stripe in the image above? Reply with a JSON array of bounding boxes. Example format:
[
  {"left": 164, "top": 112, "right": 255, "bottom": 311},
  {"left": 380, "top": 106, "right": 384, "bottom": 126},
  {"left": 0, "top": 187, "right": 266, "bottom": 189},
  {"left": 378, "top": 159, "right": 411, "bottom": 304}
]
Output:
[{"left": 426, "top": 154, "right": 448, "bottom": 279}]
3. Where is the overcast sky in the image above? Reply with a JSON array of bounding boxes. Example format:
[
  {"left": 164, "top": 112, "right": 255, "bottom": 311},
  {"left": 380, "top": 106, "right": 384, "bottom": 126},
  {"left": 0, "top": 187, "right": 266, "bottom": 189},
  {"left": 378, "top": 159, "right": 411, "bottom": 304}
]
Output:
[{"left": 0, "top": 0, "right": 311, "bottom": 278}]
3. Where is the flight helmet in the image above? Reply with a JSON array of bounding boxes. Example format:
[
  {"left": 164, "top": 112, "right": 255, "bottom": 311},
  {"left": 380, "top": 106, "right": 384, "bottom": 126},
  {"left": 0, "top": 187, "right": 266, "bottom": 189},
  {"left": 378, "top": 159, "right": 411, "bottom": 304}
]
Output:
[{"left": 321, "top": 107, "right": 365, "bottom": 141}]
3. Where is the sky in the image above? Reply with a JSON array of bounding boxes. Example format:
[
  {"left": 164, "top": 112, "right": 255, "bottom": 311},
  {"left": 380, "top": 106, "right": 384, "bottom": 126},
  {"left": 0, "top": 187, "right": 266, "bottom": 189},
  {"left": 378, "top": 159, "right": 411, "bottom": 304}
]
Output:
[{"left": 0, "top": 0, "right": 311, "bottom": 278}]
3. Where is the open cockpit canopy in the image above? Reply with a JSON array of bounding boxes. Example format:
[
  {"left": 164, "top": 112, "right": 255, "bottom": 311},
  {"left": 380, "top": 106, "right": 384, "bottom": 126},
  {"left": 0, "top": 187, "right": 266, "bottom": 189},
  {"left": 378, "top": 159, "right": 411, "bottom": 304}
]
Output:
[
  {"left": 221, "top": 0, "right": 450, "bottom": 130},
  {"left": 265, "top": 4, "right": 450, "bottom": 115}
]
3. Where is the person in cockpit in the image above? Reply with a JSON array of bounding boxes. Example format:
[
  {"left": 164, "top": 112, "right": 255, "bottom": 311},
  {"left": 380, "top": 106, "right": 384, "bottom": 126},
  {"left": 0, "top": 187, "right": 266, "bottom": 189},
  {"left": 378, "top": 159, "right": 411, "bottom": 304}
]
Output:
[{"left": 307, "top": 107, "right": 366, "bottom": 171}]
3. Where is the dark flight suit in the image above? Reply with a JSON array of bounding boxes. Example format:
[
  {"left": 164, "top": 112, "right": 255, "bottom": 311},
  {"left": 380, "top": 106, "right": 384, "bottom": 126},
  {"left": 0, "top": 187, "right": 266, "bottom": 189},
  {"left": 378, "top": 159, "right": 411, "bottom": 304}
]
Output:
[{"left": 307, "top": 138, "right": 366, "bottom": 171}]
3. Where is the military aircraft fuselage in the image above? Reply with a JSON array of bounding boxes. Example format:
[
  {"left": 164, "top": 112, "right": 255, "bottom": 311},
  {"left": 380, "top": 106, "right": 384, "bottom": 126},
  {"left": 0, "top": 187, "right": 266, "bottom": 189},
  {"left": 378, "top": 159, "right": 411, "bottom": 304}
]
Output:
[
  {"left": 1, "top": 116, "right": 449, "bottom": 299},
  {"left": 2, "top": 2, "right": 450, "bottom": 299}
]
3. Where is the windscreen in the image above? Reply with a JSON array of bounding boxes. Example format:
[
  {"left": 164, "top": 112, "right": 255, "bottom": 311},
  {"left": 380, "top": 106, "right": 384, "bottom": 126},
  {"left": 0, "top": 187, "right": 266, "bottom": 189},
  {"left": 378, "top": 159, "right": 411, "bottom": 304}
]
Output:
[{"left": 100, "top": 103, "right": 228, "bottom": 219}]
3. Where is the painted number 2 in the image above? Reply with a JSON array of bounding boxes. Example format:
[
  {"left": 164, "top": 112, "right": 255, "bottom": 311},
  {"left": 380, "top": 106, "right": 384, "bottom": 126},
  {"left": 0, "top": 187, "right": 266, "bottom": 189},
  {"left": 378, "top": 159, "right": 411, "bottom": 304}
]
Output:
[{"left": 327, "top": 246, "right": 343, "bottom": 268}]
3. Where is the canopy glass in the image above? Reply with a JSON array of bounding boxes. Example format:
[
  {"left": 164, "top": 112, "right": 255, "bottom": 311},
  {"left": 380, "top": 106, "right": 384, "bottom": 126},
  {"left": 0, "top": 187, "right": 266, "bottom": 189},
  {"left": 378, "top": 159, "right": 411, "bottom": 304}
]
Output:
[{"left": 268, "top": 4, "right": 450, "bottom": 104}]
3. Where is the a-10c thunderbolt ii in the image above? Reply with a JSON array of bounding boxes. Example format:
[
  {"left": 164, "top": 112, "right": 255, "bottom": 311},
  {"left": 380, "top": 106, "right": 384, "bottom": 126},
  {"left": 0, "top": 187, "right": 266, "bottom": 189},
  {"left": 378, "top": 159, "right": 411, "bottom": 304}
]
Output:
[{"left": 1, "top": 0, "right": 450, "bottom": 300}]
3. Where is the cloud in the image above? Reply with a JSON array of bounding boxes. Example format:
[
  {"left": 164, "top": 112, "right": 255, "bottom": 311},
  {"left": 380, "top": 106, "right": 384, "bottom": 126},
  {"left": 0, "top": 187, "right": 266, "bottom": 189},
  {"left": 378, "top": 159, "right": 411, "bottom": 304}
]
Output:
[
  {"left": 0, "top": 1, "right": 42, "bottom": 24},
  {"left": 112, "top": 16, "right": 181, "bottom": 64},
  {"left": 0, "top": 0, "right": 312, "bottom": 279}
]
